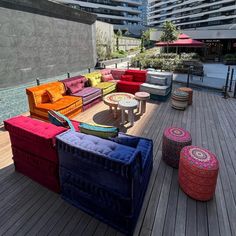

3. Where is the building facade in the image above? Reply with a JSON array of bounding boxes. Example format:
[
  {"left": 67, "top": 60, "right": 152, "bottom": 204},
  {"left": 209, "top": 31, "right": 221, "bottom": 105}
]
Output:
[
  {"left": 148, "top": 0, "right": 236, "bottom": 30},
  {"left": 148, "top": 0, "right": 236, "bottom": 61},
  {"left": 54, "top": 0, "right": 143, "bottom": 34}
]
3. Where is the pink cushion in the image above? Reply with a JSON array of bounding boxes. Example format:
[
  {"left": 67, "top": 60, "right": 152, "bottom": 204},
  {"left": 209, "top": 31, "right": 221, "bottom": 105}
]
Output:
[
  {"left": 120, "top": 75, "right": 133, "bottom": 82},
  {"left": 102, "top": 74, "right": 114, "bottom": 82}
]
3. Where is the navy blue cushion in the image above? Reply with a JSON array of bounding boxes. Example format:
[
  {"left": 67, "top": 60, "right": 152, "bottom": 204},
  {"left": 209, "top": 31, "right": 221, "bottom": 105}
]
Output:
[{"left": 109, "top": 132, "right": 140, "bottom": 147}]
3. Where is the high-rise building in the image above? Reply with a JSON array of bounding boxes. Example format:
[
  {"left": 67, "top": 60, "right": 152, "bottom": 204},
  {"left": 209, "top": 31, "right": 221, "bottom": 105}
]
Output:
[
  {"left": 53, "top": 0, "right": 143, "bottom": 34},
  {"left": 148, "top": 0, "right": 236, "bottom": 61},
  {"left": 148, "top": 0, "right": 236, "bottom": 30}
]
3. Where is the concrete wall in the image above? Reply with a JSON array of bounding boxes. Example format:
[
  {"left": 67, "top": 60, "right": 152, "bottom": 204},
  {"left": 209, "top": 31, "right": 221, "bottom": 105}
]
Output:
[
  {"left": 115, "top": 37, "right": 141, "bottom": 51},
  {"left": 0, "top": 0, "right": 97, "bottom": 88},
  {"left": 96, "top": 21, "right": 114, "bottom": 60}
]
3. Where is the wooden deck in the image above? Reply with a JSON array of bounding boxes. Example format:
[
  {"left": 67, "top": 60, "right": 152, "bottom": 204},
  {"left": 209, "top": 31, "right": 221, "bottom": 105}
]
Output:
[{"left": 1, "top": 89, "right": 236, "bottom": 236}]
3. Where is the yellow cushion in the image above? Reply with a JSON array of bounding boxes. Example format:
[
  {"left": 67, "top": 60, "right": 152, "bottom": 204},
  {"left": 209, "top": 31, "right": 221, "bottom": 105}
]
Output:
[
  {"left": 46, "top": 87, "right": 63, "bottom": 103},
  {"left": 95, "top": 82, "right": 115, "bottom": 89}
]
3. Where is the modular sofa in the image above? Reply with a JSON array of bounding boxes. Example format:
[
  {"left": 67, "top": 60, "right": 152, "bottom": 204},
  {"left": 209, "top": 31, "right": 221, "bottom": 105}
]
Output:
[
  {"left": 117, "top": 69, "right": 147, "bottom": 94},
  {"left": 60, "top": 75, "right": 102, "bottom": 111},
  {"left": 56, "top": 130, "right": 153, "bottom": 235},
  {"left": 4, "top": 116, "right": 67, "bottom": 193},
  {"left": 140, "top": 71, "right": 173, "bottom": 101},
  {"left": 26, "top": 82, "right": 83, "bottom": 121},
  {"left": 84, "top": 71, "right": 116, "bottom": 96}
]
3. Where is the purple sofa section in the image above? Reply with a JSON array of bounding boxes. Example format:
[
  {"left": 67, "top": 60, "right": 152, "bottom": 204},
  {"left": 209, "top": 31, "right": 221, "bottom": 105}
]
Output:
[
  {"left": 60, "top": 76, "right": 102, "bottom": 109},
  {"left": 60, "top": 76, "right": 87, "bottom": 95}
]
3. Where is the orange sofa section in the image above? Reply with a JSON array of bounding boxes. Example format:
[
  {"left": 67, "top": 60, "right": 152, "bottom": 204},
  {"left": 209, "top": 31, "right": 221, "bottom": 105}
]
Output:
[{"left": 26, "top": 82, "right": 83, "bottom": 121}]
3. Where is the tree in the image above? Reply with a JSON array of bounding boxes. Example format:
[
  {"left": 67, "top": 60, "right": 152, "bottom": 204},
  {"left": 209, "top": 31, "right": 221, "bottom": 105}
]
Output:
[
  {"left": 115, "top": 29, "right": 123, "bottom": 51},
  {"left": 160, "top": 21, "right": 179, "bottom": 53},
  {"left": 140, "top": 29, "right": 153, "bottom": 52}
]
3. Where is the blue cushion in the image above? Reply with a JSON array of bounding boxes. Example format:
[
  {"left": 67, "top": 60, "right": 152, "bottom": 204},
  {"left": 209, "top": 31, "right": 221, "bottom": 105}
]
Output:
[
  {"left": 109, "top": 133, "right": 140, "bottom": 147},
  {"left": 79, "top": 122, "right": 118, "bottom": 139}
]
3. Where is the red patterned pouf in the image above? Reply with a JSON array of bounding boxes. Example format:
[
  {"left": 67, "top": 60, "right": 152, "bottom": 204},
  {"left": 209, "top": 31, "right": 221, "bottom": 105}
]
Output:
[
  {"left": 162, "top": 127, "right": 192, "bottom": 168},
  {"left": 179, "top": 146, "right": 219, "bottom": 201}
]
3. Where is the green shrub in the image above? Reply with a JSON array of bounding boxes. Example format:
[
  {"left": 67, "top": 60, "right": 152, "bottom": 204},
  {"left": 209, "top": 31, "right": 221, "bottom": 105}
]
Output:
[
  {"left": 111, "top": 51, "right": 127, "bottom": 59},
  {"left": 224, "top": 54, "right": 236, "bottom": 61}
]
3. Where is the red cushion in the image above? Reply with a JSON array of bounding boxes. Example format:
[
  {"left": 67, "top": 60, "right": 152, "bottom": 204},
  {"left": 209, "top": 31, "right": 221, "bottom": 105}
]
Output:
[
  {"left": 125, "top": 70, "right": 147, "bottom": 82},
  {"left": 102, "top": 74, "right": 114, "bottom": 82},
  {"left": 68, "top": 81, "right": 84, "bottom": 94},
  {"left": 120, "top": 75, "right": 133, "bottom": 82},
  {"left": 60, "top": 76, "right": 87, "bottom": 95},
  {"left": 117, "top": 80, "right": 143, "bottom": 94},
  {"left": 4, "top": 116, "right": 66, "bottom": 163}
]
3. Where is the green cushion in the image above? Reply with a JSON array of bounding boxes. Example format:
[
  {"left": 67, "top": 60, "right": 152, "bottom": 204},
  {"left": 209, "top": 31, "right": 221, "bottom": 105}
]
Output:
[{"left": 79, "top": 122, "right": 118, "bottom": 139}]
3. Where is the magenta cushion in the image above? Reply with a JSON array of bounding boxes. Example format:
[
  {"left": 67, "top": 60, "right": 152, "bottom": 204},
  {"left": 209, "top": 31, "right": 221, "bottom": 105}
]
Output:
[
  {"left": 120, "top": 75, "right": 133, "bottom": 82},
  {"left": 60, "top": 76, "right": 87, "bottom": 95},
  {"left": 102, "top": 74, "right": 114, "bottom": 82}
]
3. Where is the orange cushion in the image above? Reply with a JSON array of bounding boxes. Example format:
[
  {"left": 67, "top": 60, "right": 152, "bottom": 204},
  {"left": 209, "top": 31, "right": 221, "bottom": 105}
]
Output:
[{"left": 46, "top": 87, "right": 63, "bottom": 103}]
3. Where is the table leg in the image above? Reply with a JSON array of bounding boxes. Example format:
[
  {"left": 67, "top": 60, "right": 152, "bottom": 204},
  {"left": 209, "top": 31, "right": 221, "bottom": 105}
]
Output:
[
  {"left": 141, "top": 100, "right": 146, "bottom": 114},
  {"left": 137, "top": 100, "right": 140, "bottom": 114},
  {"left": 128, "top": 109, "right": 134, "bottom": 126},
  {"left": 109, "top": 106, "right": 112, "bottom": 112},
  {"left": 120, "top": 109, "right": 125, "bottom": 124},
  {"left": 113, "top": 107, "right": 117, "bottom": 119}
]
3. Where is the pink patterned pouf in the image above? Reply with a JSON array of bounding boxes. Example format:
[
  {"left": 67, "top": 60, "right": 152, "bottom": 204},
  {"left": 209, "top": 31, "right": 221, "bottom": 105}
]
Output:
[
  {"left": 179, "top": 145, "right": 219, "bottom": 201},
  {"left": 162, "top": 127, "right": 192, "bottom": 168}
]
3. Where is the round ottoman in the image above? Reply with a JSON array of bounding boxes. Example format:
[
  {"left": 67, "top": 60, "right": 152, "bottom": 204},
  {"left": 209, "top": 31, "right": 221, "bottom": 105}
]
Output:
[
  {"left": 135, "top": 91, "right": 150, "bottom": 115},
  {"left": 171, "top": 90, "right": 189, "bottom": 110},
  {"left": 178, "top": 87, "right": 193, "bottom": 105},
  {"left": 179, "top": 146, "right": 219, "bottom": 201},
  {"left": 162, "top": 127, "right": 192, "bottom": 168}
]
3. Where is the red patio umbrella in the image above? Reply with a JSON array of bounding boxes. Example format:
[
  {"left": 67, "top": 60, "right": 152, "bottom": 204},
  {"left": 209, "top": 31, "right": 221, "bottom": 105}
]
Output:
[{"left": 156, "top": 33, "right": 205, "bottom": 47}]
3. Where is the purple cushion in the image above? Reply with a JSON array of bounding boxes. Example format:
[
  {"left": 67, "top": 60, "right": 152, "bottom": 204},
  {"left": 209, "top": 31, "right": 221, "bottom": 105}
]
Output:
[
  {"left": 60, "top": 76, "right": 87, "bottom": 94},
  {"left": 56, "top": 130, "right": 136, "bottom": 163},
  {"left": 73, "top": 87, "right": 102, "bottom": 104}
]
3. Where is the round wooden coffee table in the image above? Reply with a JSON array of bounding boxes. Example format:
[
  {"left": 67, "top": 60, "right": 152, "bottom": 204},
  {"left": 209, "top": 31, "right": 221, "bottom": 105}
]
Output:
[
  {"left": 118, "top": 99, "right": 138, "bottom": 126},
  {"left": 103, "top": 92, "right": 134, "bottom": 118},
  {"left": 135, "top": 92, "right": 150, "bottom": 115}
]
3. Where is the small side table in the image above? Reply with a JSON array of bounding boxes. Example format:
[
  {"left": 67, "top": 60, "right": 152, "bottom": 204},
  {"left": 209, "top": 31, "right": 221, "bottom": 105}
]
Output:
[
  {"left": 135, "top": 92, "right": 150, "bottom": 115},
  {"left": 178, "top": 87, "right": 193, "bottom": 105},
  {"left": 118, "top": 99, "right": 138, "bottom": 126}
]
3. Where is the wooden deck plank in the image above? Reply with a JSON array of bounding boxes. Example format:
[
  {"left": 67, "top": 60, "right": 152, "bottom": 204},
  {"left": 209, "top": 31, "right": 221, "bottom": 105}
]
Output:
[{"left": 0, "top": 89, "right": 236, "bottom": 236}]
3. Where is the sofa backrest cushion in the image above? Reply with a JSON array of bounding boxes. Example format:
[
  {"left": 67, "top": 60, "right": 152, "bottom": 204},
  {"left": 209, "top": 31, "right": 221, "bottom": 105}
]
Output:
[
  {"left": 148, "top": 76, "right": 167, "bottom": 86},
  {"left": 46, "top": 87, "right": 64, "bottom": 103},
  {"left": 125, "top": 70, "right": 147, "bottom": 82},
  {"left": 109, "top": 133, "right": 140, "bottom": 147},
  {"left": 48, "top": 110, "right": 75, "bottom": 131},
  {"left": 26, "top": 82, "right": 65, "bottom": 106},
  {"left": 79, "top": 122, "right": 118, "bottom": 139},
  {"left": 100, "top": 69, "right": 111, "bottom": 76},
  {"left": 120, "top": 75, "right": 133, "bottom": 82},
  {"left": 60, "top": 76, "right": 87, "bottom": 94},
  {"left": 111, "top": 69, "right": 126, "bottom": 80},
  {"left": 84, "top": 72, "right": 102, "bottom": 87},
  {"left": 102, "top": 74, "right": 114, "bottom": 82},
  {"left": 147, "top": 71, "right": 173, "bottom": 85}
]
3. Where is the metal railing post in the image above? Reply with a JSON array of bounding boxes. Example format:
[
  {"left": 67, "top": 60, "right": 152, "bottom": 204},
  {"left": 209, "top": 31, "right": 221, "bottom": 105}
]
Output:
[
  {"left": 229, "top": 68, "right": 234, "bottom": 92},
  {"left": 187, "top": 67, "right": 191, "bottom": 88},
  {"left": 88, "top": 68, "right": 91, "bottom": 73},
  {"left": 115, "top": 63, "right": 117, "bottom": 68},
  {"left": 223, "top": 66, "right": 230, "bottom": 99},
  {"left": 234, "top": 80, "right": 236, "bottom": 98},
  {"left": 127, "top": 62, "right": 129, "bottom": 69},
  {"left": 67, "top": 72, "right": 70, "bottom": 78},
  {"left": 36, "top": 78, "right": 40, "bottom": 86}
]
